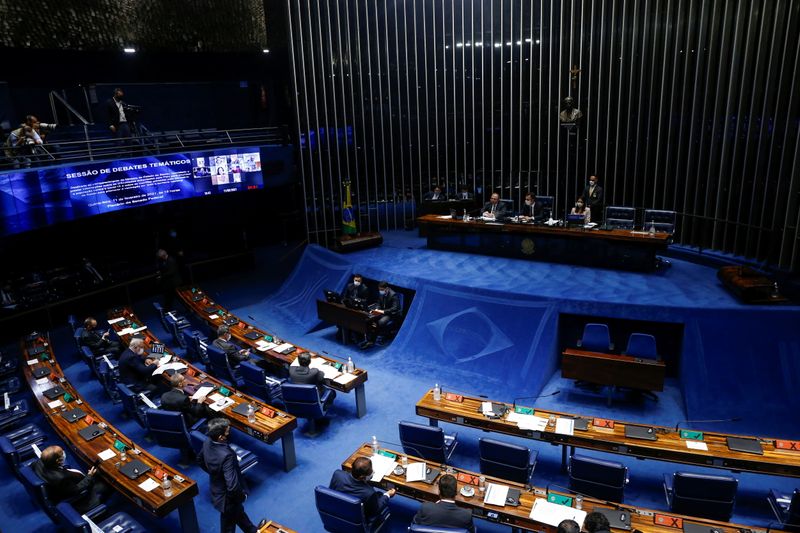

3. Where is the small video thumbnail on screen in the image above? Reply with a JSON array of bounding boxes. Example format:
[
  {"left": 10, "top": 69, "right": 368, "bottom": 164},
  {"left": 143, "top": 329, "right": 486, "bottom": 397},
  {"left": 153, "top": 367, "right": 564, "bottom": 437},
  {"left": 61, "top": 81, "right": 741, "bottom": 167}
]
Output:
[{"left": 193, "top": 152, "right": 261, "bottom": 185}]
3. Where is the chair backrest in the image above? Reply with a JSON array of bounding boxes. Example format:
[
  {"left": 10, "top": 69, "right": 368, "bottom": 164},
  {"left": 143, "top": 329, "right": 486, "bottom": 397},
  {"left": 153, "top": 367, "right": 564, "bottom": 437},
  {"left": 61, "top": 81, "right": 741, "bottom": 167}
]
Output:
[
  {"left": 182, "top": 330, "right": 205, "bottom": 360},
  {"left": 281, "top": 383, "right": 324, "bottom": 419},
  {"left": 399, "top": 420, "right": 446, "bottom": 463},
  {"left": 643, "top": 209, "right": 677, "bottom": 233},
  {"left": 20, "top": 463, "right": 58, "bottom": 520},
  {"left": 73, "top": 327, "right": 84, "bottom": 350},
  {"left": 240, "top": 360, "right": 269, "bottom": 399},
  {"left": 625, "top": 333, "right": 658, "bottom": 360},
  {"left": 479, "top": 437, "right": 532, "bottom": 483},
  {"left": 152, "top": 301, "right": 168, "bottom": 327},
  {"left": 146, "top": 409, "right": 192, "bottom": 450},
  {"left": 500, "top": 198, "right": 514, "bottom": 214},
  {"left": 408, "top": 525, "right": 471, "bottom": 533},
  {"left": 538, "top": 195, "right": 555, "bottom": 218},
  {"left": 206, "top": 343, "right": 238, "bottom": 384},
  {"left": 605, "top": 206, "right": 636, "bottom": 229},
  {"left": 671, "top": 472, "right": 738, "bottom": 521},
  {"left": 0, "top": 436, "right": 21, "bottom": 473},
  {"left": 315, "top": 485, "right": 368, "bottom": 533},
  {"left": 788, "top": 490, "right": 800, "bottom": 529},
  {"left": 569, "top": 454, "right": 628, "bottom": 503},
  {"left": 579, "top": 323, "right": 612, "bottom": 352},
  {"left": 117, "top": 383, "right": 147, "bottom": 427},
  {"left": 55, "top": 501, "right": 92, "bottom": 533}
]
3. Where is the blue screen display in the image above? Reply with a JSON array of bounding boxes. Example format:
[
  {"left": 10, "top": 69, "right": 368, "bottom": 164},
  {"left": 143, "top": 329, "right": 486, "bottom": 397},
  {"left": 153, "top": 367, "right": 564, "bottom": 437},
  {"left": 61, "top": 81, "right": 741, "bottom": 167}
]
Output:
[{"left": 0, "top": 144, "right": 292, "bottom": 237}]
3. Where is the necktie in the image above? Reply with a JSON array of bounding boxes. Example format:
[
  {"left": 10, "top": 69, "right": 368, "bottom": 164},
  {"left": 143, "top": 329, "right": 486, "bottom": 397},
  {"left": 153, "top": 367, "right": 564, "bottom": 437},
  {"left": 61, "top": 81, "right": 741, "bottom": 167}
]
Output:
[{"left": 491, "top": 204, "right": 496, "bottom": 214}]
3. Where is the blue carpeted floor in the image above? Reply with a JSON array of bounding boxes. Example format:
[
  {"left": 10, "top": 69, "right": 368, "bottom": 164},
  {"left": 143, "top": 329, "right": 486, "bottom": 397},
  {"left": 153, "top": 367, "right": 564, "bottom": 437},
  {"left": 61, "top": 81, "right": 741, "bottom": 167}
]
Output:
[{"left": 1, "top": 232, "right": 798, "bottom": 532}]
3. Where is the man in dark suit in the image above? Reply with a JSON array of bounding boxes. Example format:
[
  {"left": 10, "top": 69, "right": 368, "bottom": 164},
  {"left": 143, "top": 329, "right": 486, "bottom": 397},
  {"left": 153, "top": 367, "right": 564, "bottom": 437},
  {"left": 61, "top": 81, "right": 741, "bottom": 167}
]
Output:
[
  {"left": 329, "top": 456, "right": 395, "bottom": 527},
  {"left": 79, "top": 317, "right": 122, "bottom": 357},
  {"left": 361, "top": 281, "right": 401, "bottom": 349},
  {"left": 156, "top": 249, "right": 182, "bottom": 310},
  {"left": 456, "top": 185, "right": 473, "bottom": 200},
  {"left": 161, "top": 372, "right": 210, "bottom": 426},
  {"left": 33, "top": 445, "right": 110, "bottom": 513},
  {"left": 581, "top": 175, "right": 604, "bottom": 223},
  {"left": 118, "top": 338, "right": 159, "bottom": 394},
  {"left": 559, "top": 519, "right": 581, "bottom": 533},
  {"left": 213, "top": 325, "right": 251, "bottom": 366},
  {"left": 583, "top": 512, "right": 611, "bottom": 533},
  {"left": 413, "top": 474, "right": 475, "bottom": 532},
  {"left": 105, "top": 87, "right": 131, "bottom": 139},
  {"left": 343, "top": 273, "right": 369, "bottom": 303},
  {"left": 289, "top": 352, "right": 336, "bottom": 408},
  {"left": 520, "top": 192, "right": 545, "bottom": 222},
  {"left": 198, "top": 418, "right": 266, "bottom": 533},
  {"left": 482, "top": 193, "right": 509, "bottom": 219},
  {"left": 423, "top": 185, "right": 447, "bottom": 201}
]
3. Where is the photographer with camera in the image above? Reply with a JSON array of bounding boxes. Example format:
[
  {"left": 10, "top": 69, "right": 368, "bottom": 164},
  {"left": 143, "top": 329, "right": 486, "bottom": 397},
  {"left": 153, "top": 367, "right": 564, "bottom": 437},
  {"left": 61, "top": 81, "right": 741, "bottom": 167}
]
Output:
[{"left": 3, "top": 115, "right": 56, "bottom": 168}]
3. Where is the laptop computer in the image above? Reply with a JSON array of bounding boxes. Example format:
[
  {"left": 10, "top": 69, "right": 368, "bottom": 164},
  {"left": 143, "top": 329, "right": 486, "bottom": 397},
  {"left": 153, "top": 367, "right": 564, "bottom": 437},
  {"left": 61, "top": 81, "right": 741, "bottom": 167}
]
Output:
[
  {"left": 119, "top": 459, "right": 151, "bottom": 480},
  {"left": 324, "top": 290, "right": 342, "bottom": 304},
  {"left": 42, "top": 386, "right": 66, "bottom": 400},
  {"left": 726, "top": 436, "right": 763, "bottom": 455},
  {"left": 78, "top": 424, "right": 106, "bottom": 441},
  {"left": 625, "top": 425, "right": 658, "bottom": 441},
  {"left": 597, "top": 508, "right": 631, "bottom": 530},
  {"left": 244, "top": 331, "right": 261, "bottom": 340},
  {"left": 32, "top": 367, "right": 51, "bottom": 379},
  {"left": 61, "top": 408, "right": 87, "bottom": 423},
  {"left": 683, "top": 523, "right": 724, "bottom": 533}
]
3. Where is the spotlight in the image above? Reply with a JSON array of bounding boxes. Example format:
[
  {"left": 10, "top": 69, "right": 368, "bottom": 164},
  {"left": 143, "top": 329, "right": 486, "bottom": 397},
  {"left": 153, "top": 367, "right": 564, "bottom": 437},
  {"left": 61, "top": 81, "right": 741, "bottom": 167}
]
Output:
[
  {"left": 123, "top": 47, "right": 136, "bottom": 54},
  {"left": 262, "top": 49, "right": 270, "bottom": 53}
]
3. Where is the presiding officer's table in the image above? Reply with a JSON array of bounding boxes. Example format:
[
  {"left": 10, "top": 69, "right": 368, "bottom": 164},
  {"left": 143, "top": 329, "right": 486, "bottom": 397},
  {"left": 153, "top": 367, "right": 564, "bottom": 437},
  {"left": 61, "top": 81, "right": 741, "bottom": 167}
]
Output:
[
  {"left": 417, "top": 214, "right": 672, "bottom": 271},
  {"left": 177, "top": 286, "right": 370, "bottom": 417},
  {"left": 21, "top": 334, "right": 201, "bottom": 532},
  {"left": 416, "top": 389, "right": 800, "bottom": 478},
  {"left": 342, "top": 443, "right": 778, "bottom": 533},
  {"left": 562, "top": 348, "right": 667, "bottom": 392},
  {"left": 108, "top": 307, "right": 299, "bottom": 471}
]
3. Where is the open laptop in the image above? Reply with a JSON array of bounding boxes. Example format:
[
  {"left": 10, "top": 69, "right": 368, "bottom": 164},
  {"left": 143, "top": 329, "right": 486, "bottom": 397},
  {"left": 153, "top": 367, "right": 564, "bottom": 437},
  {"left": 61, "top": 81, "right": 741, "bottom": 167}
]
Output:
[
  {"left": 726, "top": 436, "right": 763, "bottom": 455},
  {"left": 625, "top": 425, "right": 658, "bottom": 441}
]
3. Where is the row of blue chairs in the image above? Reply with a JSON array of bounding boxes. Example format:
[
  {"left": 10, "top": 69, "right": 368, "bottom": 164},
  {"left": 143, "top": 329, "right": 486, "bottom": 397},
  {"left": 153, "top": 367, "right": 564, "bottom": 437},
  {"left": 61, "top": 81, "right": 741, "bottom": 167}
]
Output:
[{"left": 578, "top": 324, "right": 658, "bottom": 359}]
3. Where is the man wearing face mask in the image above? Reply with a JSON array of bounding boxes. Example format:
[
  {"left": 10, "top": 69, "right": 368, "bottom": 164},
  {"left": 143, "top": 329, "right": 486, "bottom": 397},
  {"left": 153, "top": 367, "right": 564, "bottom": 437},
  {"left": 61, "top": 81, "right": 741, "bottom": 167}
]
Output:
[
  {"left": 361, "top": 281, "right": 401, "bottom": 348},
  {"left": 33, "top": 445, "right": 110, "bottom": 513},
  {"left": 581, "top": 175, "right": 604, "bottom": 223},
  {"left": 119, "top": 337, "right": 160, "bottom": 394},
  {"left": 519, "top": 192, "right": 544, "bottom": 222},
  {"left": 343, "top": 273, "right": 369, "bottom": 303}
]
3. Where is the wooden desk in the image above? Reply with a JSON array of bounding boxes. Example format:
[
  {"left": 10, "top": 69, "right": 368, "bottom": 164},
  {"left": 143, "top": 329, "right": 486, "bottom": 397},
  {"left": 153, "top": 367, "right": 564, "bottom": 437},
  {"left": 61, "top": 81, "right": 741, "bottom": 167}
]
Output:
[
  {"left": 342, "top": 443, "right": 776, "bottom": 533},
  {"left": 316, "top": 299, "right": 373, "bottom": 336},
  {"left": 416, "top": 390, "right": 800, "bottom": 478},
  {"left": 561, "top": 348, "right": 666, "bottom": 392},
  {"left": 107, "top": 307, "right": 298, "bottom": 471},
  {"left": 257, "top": 520, "right": 297, "bottom": 533},
  {"left": 20, "top": 335, "right": 200, "bottom": 533},
  {"left": 417, "top": 214, "right": 671, "bottom": 271},
  {"left": 177, "top": 286, "right": 370, "bottom": 418}
]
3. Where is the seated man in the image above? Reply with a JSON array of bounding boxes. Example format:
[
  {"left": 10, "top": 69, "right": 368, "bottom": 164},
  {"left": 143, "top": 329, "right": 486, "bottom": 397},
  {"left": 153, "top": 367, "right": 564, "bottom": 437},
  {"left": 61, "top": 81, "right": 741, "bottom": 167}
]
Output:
[
  {"left": 119, "top": 337, "right": 159, "bottom": 394},
  {"left": 161, "top": 372, "right": 211, "bottom": 427},
  {"left": 33, "top": 445, "right": 110, "bottom": 513},
  {"left": 455, "top": 185, "right": 473, "bottom": 200},
  {"left": 361, "top": 281, "right": 401, "bottom": 349},
  {"left": 80, "top": 317, "right": 122, "bottom": 357},
  {"left": 583, "top": 512, "right": 611, "bottom": 533},
  {"left": 519, "top": 192, "right": 545, "bottom": 222},
  {"left": 213, "top": 325, "right": 251, "bottom": 366},
  {"left": 413, "top": 473, "right": 475, "bottom": 532},
  {"left": 343, "top": 273, "right": 369, "bottom": 303},
  {"left": 423, "top": 185, "right": 447, "bottom": 201},
  {"left": 289, "top": 352, "right": 336, "bottom": 408},
  {"left": 329, "top": 456, "right": 395, "bottom": 527},
  {"left": 481, "top": 193, "right": 508, "bottom": 219},
  {"left": 559, "top": 519, "right": 581, "bottom": 533}
]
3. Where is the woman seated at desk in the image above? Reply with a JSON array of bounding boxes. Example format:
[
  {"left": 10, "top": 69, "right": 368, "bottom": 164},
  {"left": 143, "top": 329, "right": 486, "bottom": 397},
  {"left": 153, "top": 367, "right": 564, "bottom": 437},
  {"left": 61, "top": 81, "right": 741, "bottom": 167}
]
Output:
[{"left": 570, "top": 196, "right": 591, "bottom": 223}]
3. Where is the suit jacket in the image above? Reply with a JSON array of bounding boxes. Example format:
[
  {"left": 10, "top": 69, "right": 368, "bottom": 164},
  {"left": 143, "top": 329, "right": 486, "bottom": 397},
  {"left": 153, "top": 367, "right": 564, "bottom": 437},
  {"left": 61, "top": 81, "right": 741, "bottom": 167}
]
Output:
[
  {"left": 212, "top": 337, "right": 248, "bottom": 364},
  {"left": 79, "top": 329, "right": 110, "bottom": 355},
  {"left": 520, "top": 201, "right": 544, "bottom": 220},
  {"left": 377, "top": 288, "right": 401, "bottom": 319},
  {"left": 161, "top": 387, "right": 206, "bottom": 426},
  {"left": 343, "top": 282, "right": 369, "bottom": 302},
  {"left": 33, "top": 459, "right": 93, "bottom": 504},
  {"left": 581, "top": 184, "right": 604, "bottom": 210},
  {"left": 157, "top": 256, "right": 182, "bottom": 290},
  {"left": 482, "top": 201, "right": 509, "bottom": 218},
  {"left": 105, "top": 98, "right": 126, "bottom": 128},
  {"left": 423, "top": 191, "right": 448, "bottom": 201},
  {"left": 118, "top": 348, "right": 157, "bottom": 389},
  {"left": 414, "top": 500, "right": 475, "bottom": 532},
  {"left": 198, "top": 439, "right": 248, "bottom": 513},
  {"left": 329, "top": 469, "right": 388, "bottom": 522},
  {"left": 289, "top": 366, "right": 325, "bottom": 390}
]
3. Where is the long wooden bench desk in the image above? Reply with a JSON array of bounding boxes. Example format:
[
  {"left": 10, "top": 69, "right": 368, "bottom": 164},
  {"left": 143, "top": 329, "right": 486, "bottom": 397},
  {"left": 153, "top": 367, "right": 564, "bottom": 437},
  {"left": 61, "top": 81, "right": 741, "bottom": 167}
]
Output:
[
  {"left": 21, "top": 334, "right": 201, "bottom": 532},
  {"left": 416, "top": 389, "right": 800, "bottom": 478},
  {"left": 107, "top": 307, "right": 298, "bottom": 471},
  {"left": 342, "top": 443, "right": 778, "bottom": 533},
  {"left": 176, "top": 286, "right": 370, "bottom": 417}
]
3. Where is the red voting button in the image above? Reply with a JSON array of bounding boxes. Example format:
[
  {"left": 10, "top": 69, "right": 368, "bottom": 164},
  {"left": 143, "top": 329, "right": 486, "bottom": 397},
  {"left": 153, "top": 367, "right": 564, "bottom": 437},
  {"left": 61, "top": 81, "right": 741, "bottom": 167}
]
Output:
[
  {"left": 593, "top": 418, "right": 615, "bottom": 429},
  {"left": 775, "top": 440, "right": 800, "bottom": 451},
  {"left": 260, "top": 407, "right": 276, "bottom": 418},
  {"left": 84, "top": 415, "right": 95, "bottom": 426},
  {"left": 445, "top": 393, "right": 463, "bottom": 403},
  {"left": 654, "top": 514, "right": 683, "bottom": 529}
]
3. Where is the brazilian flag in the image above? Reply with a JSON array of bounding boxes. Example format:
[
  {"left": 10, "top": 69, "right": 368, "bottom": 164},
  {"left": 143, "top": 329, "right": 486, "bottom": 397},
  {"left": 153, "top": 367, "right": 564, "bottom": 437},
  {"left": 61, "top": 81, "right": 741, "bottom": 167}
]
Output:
[{"left": 342, "top": 180, "right": 357, "bottom": 235}]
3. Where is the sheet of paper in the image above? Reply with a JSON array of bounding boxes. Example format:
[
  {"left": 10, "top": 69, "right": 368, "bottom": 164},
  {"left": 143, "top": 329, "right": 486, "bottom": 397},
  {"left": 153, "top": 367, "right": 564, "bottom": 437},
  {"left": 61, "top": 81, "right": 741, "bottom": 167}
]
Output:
[
  {"left": 530, "top": 498, "right": 587, "bottom": 527},
  {"left": 131, "top": 326, "right": 148, "bottom": 334},
  {"left": 436, "top": 215, "right": 452, "bottom": 219},
  {"left": 555, "top": 418, "right": 575, "bottom": 436},
  {"left": 481, "top": 401, "right": 494, "bottom": 416},
  {"left": 138, "top": 478, "right": 159, "bottom": 492},
  {"left": 685, "top": 440, "right": 709, "bottom": 451},
  {"left": 47, "top": 400, "right": 63, "bottom": 409},
  {"left": 152, "top": 362, "right": 187, "bottom": 376},
  {"left": 515, "top": 415, "right": 549, "bottom": 431},
  {"left": 256, "top": 342, "right": 278, "bottom": 352},
  {"left": 157, "top": 354, "right": 172, "bottom": 365},
  {"left": 209, "top": 397, "right": 235, "bottom": 412},
  {"left": 102, "top": 355, "right": 115, "bottom": 369},
  {"left": 208, "top": 393, "right": 225, "bottom": 402},
  {"left": 32, "top": 443, "right": 42, "bottom": 458},
  {"left": 80, "top": 514, "right": 105, "bottom": 533},
  {"left": 208, "top": 314, "right": 219, "bottom": 320},
  {"left": 333, "top": 373, "right": 358, "bottom": 386},
  {"left": 35, "top": 377, "right": 50, "bottom": 385},
  {"left": 315, "top": 364, "right": 342, "bottom": 380},
  {"left": 405, "top": 462, "right": 427, "bottom": 482},
  {"left": 27, "top": 359, "right": 38, "bottom": 366},
  {"left": 107, "top": 317, "right": 126, "bottom": 325},
  {"left": 98, "top": 449, "right": 116, "bottom": 461},
  {"left": 369, "top": 453, "right": 397, "bottom": 482},
  {"left": 274, "top": 343, "right": 294, "bottom": 353},
  {"left": 483, "top": 483, "right": 510, "bottom": 506},
  {"left": 139, "top": 393, "right": 158, "bottom": 409},
  {"left": 191, "top": 385, "right": 215, "bottom": 401},
  {"left": 116, "top": 327, "right": 133, "bottom": 336}
]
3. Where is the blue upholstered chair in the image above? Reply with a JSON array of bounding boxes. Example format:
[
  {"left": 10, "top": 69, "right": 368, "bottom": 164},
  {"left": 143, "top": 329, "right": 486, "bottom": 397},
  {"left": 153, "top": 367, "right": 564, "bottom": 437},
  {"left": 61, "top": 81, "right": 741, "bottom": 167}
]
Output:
[
  {"left": 768, "top": 488, "right": 800, "bottom": 531},
  {"left": 663, "top": 471, "right": 738, "bottom": 521},
  {"left": 398, "top": 420, "right": 458, "bottom": 464},
  {"left": 0, "top": 399, "right": 29, "bottom": 432},
  {"left": 315, "top": 485, "right": 390, "bottom": 532},
  {"left": 0, "top": 376, "right": 21, "bottom": 395},
  {"left": 145, "top": 409, "right": 202, "bottom": 453},
  {"left": 605, "top": 206, "right": 636, "bottom": 229},
  {"left": 182, "top": 329, "right": 208, "bottom": 363},
  {"left": 479, "top": 437, "right": 537, "bottom": 484},
  {"left": 72, "top": 327, "right": 85, "bottom": 352},
  {"left": 206, "top": 343, "right": 243, "bottom": 385},
  {"left": 97, "top": 357, "right": 121, "bottom": 403},
  {"left": 164, "top": 310, "right": 193, "bottom": 348},
  {"left": 282, "top": 383, "right": 334, "bottom": 435},
  {"left": 20, "top": 462, "right": 100, "bottom": 522},
  {"left": 577, "top": 323, "right": 613, "bottom": 352},
  {"left": 240, "top": 360, "right": 285, "bottom": 406},
  {"left": 117, "top": 383, "right": 152, "bottom": 428},
  {"left": 624, "top": 333, "right": 658, "bottom": 360},
  {"left": 643, "top": 209, "right": 677, "bottom": 234},
  {"left": 569, "top": 454, "right": 629, "bottom": 503},
  {"left": 0, "top": 424, "right": 46, "bottom": 478},
  {"left": 152, "top": 301, "right": 170, "bottom": 330},
  {"left": 189, "top": 430, "right": 259, "bottom": 474},
  {"left": 55, "top": 501, "right": 146, "bottom": 533},
  {"left": 408, "top": 525, "right": 470, "bottom": 533},
  {"left": 538, "top": 195, "right": 555, "bottom": 219}
]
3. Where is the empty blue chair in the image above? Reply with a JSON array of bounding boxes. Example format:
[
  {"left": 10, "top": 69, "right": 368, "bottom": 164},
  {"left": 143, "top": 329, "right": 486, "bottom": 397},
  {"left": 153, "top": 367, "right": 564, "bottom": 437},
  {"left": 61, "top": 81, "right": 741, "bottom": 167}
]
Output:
[
  {"left": 315, "top": 485, "right": 390, "bottom": 532},
  {"left": 97, "top": 358, "right": 121, "bottom": 403},
  {"left": 72, "top": 327, "right": 85, "bottom": 351},
  {"left": 768, "top": 488, "right": 800, "bottom": 531},
  {"left": 408, "top": 525, "right": 470, "bottom": 533},
  {"left": 0, "top": 353, "right": 18, "bottom": 378},
  {"left": 240, "top": 360, "right": 285, "bottom": 406},
  {"left": 67, "top": 315, "right": 78, "bottom": 333},
  {"left": 643, "top": 209, "right": 677, "bottom": 234},
  {"left": 165, "top": 311, "right": 193, "bottom": 347},
  {"left": 625, "top": 333, "right": 658, "bottom": 360},
  {"left": 479, "top": 437, "right": 537, "bottom": 484},
  {"left": 282, "top": 383, "right": 334, "bottom": 435},
  {"left": 577, "top": 323, "right": 613, "bottom": 352},
  {"left": 0, "top": 399, "right": 29, "bottom": 432},
  {"left": 55, "top": 501, "right": 146, "bottom": 533},
  {"left": 145, "top": 409, "right": 200, "bottom": 454},
  {"left": 206, "top": 343, "right": 243, "bottom": 385},
  {"left": 605, "top": 206, "right": 636, "bottom": 230},
  {"left": 117, "top": 383, "right": 152, "bottom": 428},
  {"left": 2, "top": 422, "right": 46, "bottom": 456},
  {"left": 664, "top": 471, "right": 738, "bottom": 521},
  {"left": 189, "top": 430, "right": 259, "bottom": 474},
  {"left": 182, "top": 329, "right": 208, "bottom": 363},
  {"left": 0, "top": 376, "right": 21, "bottom": 395},
  {"left": 569, "top": 454, "right": 629, "bottom": 503},
  {"left": 398, "top": 421, "right": 458, "bottom": 464},
  {"left": 153, "top": 301, "right": 170, "bottom": 330}
]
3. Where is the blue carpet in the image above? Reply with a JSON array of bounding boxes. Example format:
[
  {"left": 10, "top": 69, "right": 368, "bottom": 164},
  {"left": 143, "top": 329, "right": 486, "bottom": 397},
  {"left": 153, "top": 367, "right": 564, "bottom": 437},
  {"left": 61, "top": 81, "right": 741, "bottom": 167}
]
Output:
[{"left": 1, "top": 235, "right": 798, "bottom": 532}]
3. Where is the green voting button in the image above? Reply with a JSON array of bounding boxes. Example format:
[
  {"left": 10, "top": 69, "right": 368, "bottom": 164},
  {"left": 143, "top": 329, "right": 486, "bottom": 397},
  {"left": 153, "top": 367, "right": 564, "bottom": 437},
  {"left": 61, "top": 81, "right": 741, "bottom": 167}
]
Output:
[
  {"left": 219, "top": 386, "right": 231, "bottom": 397},
  {"left": 547, "top": 493, "right": 574, "bottom": 507},
  {"left": 514, "top": 406, "right": 534, "bottom": 415},
  {"left": 62, "top": 392, "right": 74, "bottom": 403},
  {"left": 113, "top": 439, "right": 127, "bottom": 451},
  {"left": 264, "top": 335, "right": 274, "bottom": 342},
  {"left": 376, "top": 449, "right": 397, "bottom": 459},
  {"left": 680, "top": 430, "right": 704, "bottom": 441}
]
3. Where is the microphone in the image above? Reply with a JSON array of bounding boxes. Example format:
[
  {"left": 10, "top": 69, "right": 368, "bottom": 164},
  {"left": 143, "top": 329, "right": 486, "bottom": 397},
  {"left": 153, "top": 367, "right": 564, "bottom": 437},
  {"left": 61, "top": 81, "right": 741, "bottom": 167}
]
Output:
[
  {"left": 375, "top": 439, "right": 439, "bottom": 465},
  {"left": 545, "top": 483, "right": 633, "bottom": 513},
  {"left": 513, "top": 390, "right": 560, "bottom": 409},
  {"left": 674, "top": 417, "right": 741, "bottom": 432},
  {"left": 438, "top": 385, "right": 488, "bottom": 399}
]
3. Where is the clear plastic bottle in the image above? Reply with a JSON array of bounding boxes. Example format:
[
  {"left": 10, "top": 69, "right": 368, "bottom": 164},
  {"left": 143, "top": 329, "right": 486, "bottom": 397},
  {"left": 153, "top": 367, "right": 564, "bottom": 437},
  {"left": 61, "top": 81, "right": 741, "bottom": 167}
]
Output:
[
  {"left": 648, "top": 224, "right": 656, "bottom": 236},
  {"left": 463, "top": 209, "right": 468, "bottom": 221},
  {"left": 371, "top": 435, "right": 379, "bottom": 455},
  {"left": 346, "top": 356, "right": 355, "bottom": 373},
  {"left": 247, "top": 403, "right": 256, "bottom": 423},
  {"left": 162, "top": 473, "right": 173, "bottom": 497},
  {"left": 433, "top": 383, "right": 441, "bottom": 401}
]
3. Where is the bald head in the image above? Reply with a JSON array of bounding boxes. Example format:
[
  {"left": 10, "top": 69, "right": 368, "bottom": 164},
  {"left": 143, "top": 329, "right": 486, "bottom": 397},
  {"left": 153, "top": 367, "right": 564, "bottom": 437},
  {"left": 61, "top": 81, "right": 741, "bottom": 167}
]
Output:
[{"left": 41, "top": 445, "right": 65, "bottom": 468}]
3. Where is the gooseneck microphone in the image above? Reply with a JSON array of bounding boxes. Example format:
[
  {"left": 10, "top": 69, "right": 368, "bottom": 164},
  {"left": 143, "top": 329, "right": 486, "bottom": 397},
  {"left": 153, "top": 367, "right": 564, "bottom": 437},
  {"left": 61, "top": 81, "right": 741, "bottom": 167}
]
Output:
[
  {"left": 674, "top": 417, "right": 742, "bottom": 432},
  {"left": 513, "top": 390, "right": 561, "bottom": 409}
]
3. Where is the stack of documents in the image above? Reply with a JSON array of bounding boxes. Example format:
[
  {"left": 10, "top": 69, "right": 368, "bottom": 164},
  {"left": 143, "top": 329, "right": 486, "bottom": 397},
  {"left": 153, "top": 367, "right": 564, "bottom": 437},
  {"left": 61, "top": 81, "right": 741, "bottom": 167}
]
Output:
[
  {"left": 152, "top": 362, "right": 187, "bottom": 376},
  {"left": 405, "top": 462, "right": 427, "bottom": 482},
  {"left": 191, "top": 386, "right": 215, "bottom": 401},
  {"left": 483, "top": 483, "right": 510, "bottom": 506},
  {"left": 274, "top": 343, "right": 294, "bottom": 354},
  {"left": 369, "top": 453, "right": 397, "bottom": 482},
  {"left": 255, "top": 340, "right": 278, "bottom": 352},
  {"left": 507, "top": 411, "right": 549, "bottom": 431},
  {"left": 554, "top": 418, "right": 575, "bottom": 436}
]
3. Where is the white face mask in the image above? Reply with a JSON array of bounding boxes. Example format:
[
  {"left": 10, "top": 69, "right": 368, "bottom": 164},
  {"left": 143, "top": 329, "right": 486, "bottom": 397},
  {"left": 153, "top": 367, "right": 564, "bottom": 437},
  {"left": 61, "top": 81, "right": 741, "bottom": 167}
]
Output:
[
  {"left": 353, "top": 280, "right": 361, "bottom": 286},
  {"left": 525, "top": 200, "right": 533, "bottom": 206},
  {"left": 576, "top": 203, "right": 584, "bottom": 208}
]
